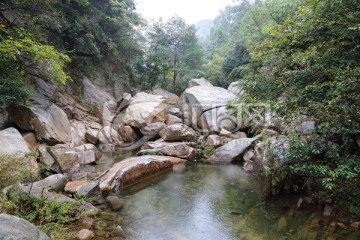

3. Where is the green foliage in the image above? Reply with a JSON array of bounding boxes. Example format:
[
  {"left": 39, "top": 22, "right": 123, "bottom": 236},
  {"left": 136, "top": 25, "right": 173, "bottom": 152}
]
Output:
[
  {"left": 0, "top": 58, "right": 30, "bottom": 105},
  {"left": 0, "top": 192, "right": 84, "bottom": 239},
  {"left": 142, "top": 16, "right": 204, "bottom": 93},
  {"left": 0, "top": 153, "right": 37, "bottom": 189}
]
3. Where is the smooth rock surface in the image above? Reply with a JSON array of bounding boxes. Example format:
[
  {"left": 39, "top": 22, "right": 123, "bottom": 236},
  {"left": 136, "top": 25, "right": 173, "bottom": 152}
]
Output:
[
  {"left": 140, "top": 122, "right": 167, "bottom": 136},
  {"left": 159, "top": 124, "right": 196, "bottom": 142},
  {"left": 99, "top": 155, "right": 176, "bottom": 194},
  {"left": 7, "top": 104, "right": 72, "bottom": 145},
  {"left": 187, "top": 78, "right": 213, "bottom": 88},
  {"left": 0, "top": 214, "right": 50, "bottom": 240},
  {"left": 123, "top": 92, "right": 167, "bottom": 129},
  {"left": 209, "top": 137, "right": 259, "bottom": 163}
]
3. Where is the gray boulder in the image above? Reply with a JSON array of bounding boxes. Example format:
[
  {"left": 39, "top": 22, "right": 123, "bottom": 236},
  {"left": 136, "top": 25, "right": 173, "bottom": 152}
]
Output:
[
  {"left": 187, "top": 78, "right": 213, "bottom": 88},
  {"left": 32, "top": 174, "right": 67, "bottom": 192},
  {"left": 140, "top": 122, "right": 167, "bottom": 136},
  {"left": 228, "top": 81, "right": 244, "bottom": 97},
  {"left": 180, "top": 86, "right": 237, "bottom": 134},
  {"left": 159, "top": 124, "right": 196, "bottom": 142},
  {"left": 209, "top": 136, "right": 260, "bottom": 163},
  {"left": 99, "top": 155, "right": 177, "bottom": 194},
  {"left": 123, "top": 92, "right": 167, "bottom": 129},
  {"left": 7, "top": 104, "right": 72, "bottom": 145},
  {"left": 0, "top": 214, "right": 50, "bottom": 240}
]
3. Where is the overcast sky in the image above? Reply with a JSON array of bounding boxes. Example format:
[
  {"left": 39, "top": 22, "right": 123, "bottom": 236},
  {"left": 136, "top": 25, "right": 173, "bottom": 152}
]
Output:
[{"left": 135, "top": 0, "right": 236, "bottom": 24}]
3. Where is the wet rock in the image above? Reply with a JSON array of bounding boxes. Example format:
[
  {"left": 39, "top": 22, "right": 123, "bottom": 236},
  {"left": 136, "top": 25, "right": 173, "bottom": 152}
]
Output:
[
  {"left": 99, "top": 155, "right": 175, "bottom": 194},
  {"left": 78, "top": 229, "right": 95, "bottom": 240},
  {"left": 140, "top": 122, "right": 167, "bottom": 136},
  {"left": 123, "top": 92, "right": 167, "bottom": 129},
  {"left": 7, "top": 104, "right": 71, "bottom": 145},
  {"left": 0, "top": 213, "right": 50, "bottom": 240},
  {"left": 166, "top": 114, "right": 183, "bottom": 125},
  {"left": 187, "top": 78, "right": 213, "bottom": 88},
  {"left": 22, "top": 132, "right": 37, "bottom": 149},
  {"left": 106, "top": 196, "right": 122, "bottom": 210},
  {"left": 159, "top": 124, "right": 196, "bottom": 142},
  {"left": 209, "top": 136, "right": 259, "bottom": 163},
  {"left": 110, "top": 225, "right": 125, "bottom": 237}
]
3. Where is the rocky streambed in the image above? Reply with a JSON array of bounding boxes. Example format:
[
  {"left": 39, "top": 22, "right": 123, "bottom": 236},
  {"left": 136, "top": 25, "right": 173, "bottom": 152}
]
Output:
[{"left": 0, "top": 77, "right": 359, "bottom": 239}]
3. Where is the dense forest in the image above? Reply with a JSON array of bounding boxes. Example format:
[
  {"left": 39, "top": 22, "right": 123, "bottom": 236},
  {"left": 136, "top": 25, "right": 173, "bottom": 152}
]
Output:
[{"left": 1, "top": 0, "right": 359, "bottom": 220}]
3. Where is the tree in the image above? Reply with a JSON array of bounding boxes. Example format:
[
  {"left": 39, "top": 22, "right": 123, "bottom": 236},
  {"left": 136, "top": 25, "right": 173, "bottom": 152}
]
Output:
[{"left": 145, "top": 16, "right": 204, "bottom": 93}]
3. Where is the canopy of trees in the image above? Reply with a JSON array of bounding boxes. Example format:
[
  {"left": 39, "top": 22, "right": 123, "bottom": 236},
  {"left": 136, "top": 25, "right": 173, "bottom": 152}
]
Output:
[{"left": 204, "top": 0, "right": 360, "bottom": 214}]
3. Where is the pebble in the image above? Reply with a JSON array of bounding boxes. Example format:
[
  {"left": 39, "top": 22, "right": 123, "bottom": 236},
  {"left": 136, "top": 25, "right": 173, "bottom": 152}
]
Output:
[{"left": 78, "top": 229, "right": 94, "bottom": 240}]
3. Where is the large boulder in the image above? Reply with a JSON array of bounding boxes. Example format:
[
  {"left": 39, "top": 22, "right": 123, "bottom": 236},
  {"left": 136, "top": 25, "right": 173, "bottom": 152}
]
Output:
[
  {"left": 0, "top": 128, "right": 40, "bottom": 178},
  {"left": 47, "top": 145, "right": 79, "bottom": 173},
  {"left": 187, "top": 78, "right": 213, "bottom": 88},
  {"left": 99, "top": 155, "right": 177, "bottom": 194},
  {"left": 32, "top": 174, "right": 68, "bottom": 192},
  {"left": 140, "top": 122, "right": 167, "bottom": 136},
  {"left": 179, "top": 86, "right": 237, "bottom": 134},
  {"left": 150, "top": 88, "right": 179, "bottom": 106},
  {"left": 7, "top": 104, "right": 71, "bottom": 145},
  {"left": 250, "top": 135, "right": 290, "bottom": 198},
  {"left": 123, "top": 92, "right": 167, "bottom": 129},
  {"left": 141, "top": 141, "right": 199, "bottom": 160},
  {"left": 0, "top": 127, "right": 32, "bottom": 156},
  {"left": 0, "top": 214, "right": 50, "bottom": 240},
  {"left": 159, "top": 124, "right": 196, "bottom": 142},
  {"left": 208, "top": 136, "right": 260, "bottom": 163},
  {"left": 82, "top": 77, "right": 117, "bottom": 126}
]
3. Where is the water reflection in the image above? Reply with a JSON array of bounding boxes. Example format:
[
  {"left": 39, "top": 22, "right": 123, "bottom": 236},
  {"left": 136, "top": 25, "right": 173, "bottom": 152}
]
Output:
[{"left": 120, "top": 163, "right": 259, "bottom": 240}]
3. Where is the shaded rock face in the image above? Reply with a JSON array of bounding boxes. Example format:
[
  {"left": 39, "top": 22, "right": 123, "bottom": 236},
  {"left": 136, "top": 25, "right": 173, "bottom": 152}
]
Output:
[
  {"left": 165, "top": 114, "right": 183, "bottom": 125},
  {"left": 123, "top": 92, "right": 167, "bottom": 129},
  {"left": 208, "top": 136, "right": 260, "bottom": 163},
  {"left": 47, "top": 145, "right": 79, "bottom": 173},
  {"left": 187, "top": 78, "right": 213, "bottom": 88},
  {"left": 7, "top": 104, "right": 72, "bottom": 145},
  {"left": 180, "top": 86, "right": 237, "bottom": 135},
  {"left": 0, "top": 214, "right": 50, "bottom": 240},
  {"left": 159, "top": 124, "right": 196, "bottom": 142},
  {"left": 99, "top": 155, "right": 176, "bottom": 194},
  {"left": 82, "top": 77, "right": 117, "bottom": 124}
]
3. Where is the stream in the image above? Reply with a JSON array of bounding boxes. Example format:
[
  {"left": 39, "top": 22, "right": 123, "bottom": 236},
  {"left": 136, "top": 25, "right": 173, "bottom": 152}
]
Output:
[{"left": 91, "top": 150, "right": 360, "bottom": 240}]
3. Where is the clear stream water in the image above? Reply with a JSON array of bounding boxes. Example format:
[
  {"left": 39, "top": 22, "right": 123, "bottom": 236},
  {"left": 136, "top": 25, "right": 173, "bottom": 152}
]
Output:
[{"left": 93, "top": 151, "right": 360, "bottom": 240}]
